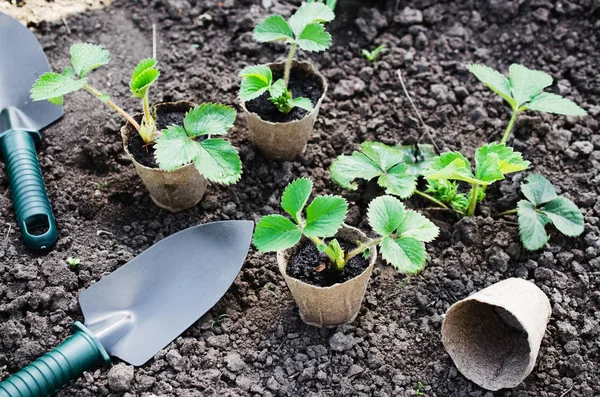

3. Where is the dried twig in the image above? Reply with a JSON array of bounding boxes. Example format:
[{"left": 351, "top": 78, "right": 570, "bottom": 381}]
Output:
[
  {"left": 62, "top": 17, "right": 71, "bottom": 34},
  {"left": 560, "top": 386, "right": 574, "bottom": 397},
  {"left": 396, "top": 70, "right": 440, "bottom": 153},
  {"left": 2, "top": 224, "right": 12, "bottom": 248}
]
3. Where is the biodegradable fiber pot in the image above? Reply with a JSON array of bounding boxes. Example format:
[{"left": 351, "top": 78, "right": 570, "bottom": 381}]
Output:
[
  {"left": 241, "top": 60, "right": 328, "bottom": 161},
  {"left": 277, "top": 225, "right": 376, "bottom": 328},
  {"left": 121, "top": 101, "right": 207, "bottom": 212},
  {"left": 441, "top": 278, "right": 552, "bottom": 391}
]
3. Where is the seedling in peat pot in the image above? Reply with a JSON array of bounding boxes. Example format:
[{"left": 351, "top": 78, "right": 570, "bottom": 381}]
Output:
[
  {"left": 154, "top": 103, "right": 242, "bottom": 184},
  {"left": 362, "top": 45, "right": 387, "bottom": 62},
  {"left": 30, "top": 43, "right": 161, "bottom": 145},
  {"left": 239, "top": 2, "right": 335, "bottom": 114},
  {"left": 253, "top": 178, "right": 439, "bottom": 274},
  {"left": 499, "top": 174, "right": 584, "bottom": 251},
  {"left": 467, "top": 63, "right": 587, "bottom": 144}
]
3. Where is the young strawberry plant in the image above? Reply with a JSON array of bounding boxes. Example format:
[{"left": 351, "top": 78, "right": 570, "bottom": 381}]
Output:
[
  {"left": 253, "top": 178, "right": 439, "bottom": 274},
  {"left": 238, "top": 2, "right": 335, "bottom": 114},
  {"left": 467, "top": 63, "right": 587, "bottom": 144},
  {"left": 498, "top": 174, "right": 584, "bottom": 250},
  {"left": 362, "top": 45, "right": 387, "bottom": 62},
  {"left": 153, "top": 103, "right": 242, "bottom": 184}
]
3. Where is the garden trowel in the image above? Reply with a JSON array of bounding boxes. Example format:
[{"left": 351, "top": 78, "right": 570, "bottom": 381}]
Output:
[
  {"left": 0, "top": 220, "right": 254, "bottom": 397},
  {"left": 0, "top": 12, "right": 62, "bottom": 250}
]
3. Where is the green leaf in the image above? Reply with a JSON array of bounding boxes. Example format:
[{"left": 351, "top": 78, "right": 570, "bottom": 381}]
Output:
[
  {"left": 396, "top": 210, "right": 439, "bottom": 243},
  {"left": 397, "top": 144, "right": 436, "bottom": 176},
  {"left": 476, "top": 143, "right": 530, "bottom": 175},
  {"left": 30, "top": 71, "right": 87, "bottom": 102},
  {"left": 130, "top": 68, "right": 160, "bottom": 98},
  {"left": 281, "top": 178, "right": 313, "bottom": 223},
  {"left": 524, "top": 92, "right": 587, "bottom": 116},
  {"left": 380, "top": 236, "right": 426, "bottom": 274},
  {"left": 467, "top": 64, "right": 515, "bottom": 107},
  {"left": 288, "top": 2, "right": 335, "bottom": 37},
  {"left": 70, "top": 43, "right": 110, "bottom": 77},
  {"left": 367, "top": 195, "right": 404, "bottom": 236},
  {"left": 518, "top": 200, "right": 551, "bottom": 251},
  {"left": 239, "top": 76, "right": 270, "bottom": 102},
  {"left": 521, "top": 174, "right": 557, "bottom": 205},
  {"left": 184, "top": 103, "right": 236, "bottom": 137},
  {"left": 288, "top": 96, "right": 314, "bottom": 111},
  {"left": 253, "top": 215, "right": 302, "bottom": 252},
  {"left": 196, "top": 138, "right": 242, "bottom": 184},
  {"left": 304, "top": 195, "right": 347, "bottom": 238},
  {"left": 378, "top": 164, "right": 417, "bottom": 198},
  {"left": 509, "top": 64, "right": 553, "bottom": 107},
  {"left": 239, "top": 65, "right": 272, "bottom": 83},
  {"left": 540, "top": 196, "right": 584, "bottom": 237},
  {"left": 361, "top": 142, "right": 405, "bottom": 172},
  {"left": 474, "top": 152, "right": 503, "bottom": 184},
  {"left": 296, "top": 23, "right": 332, "bottom": 52},
  {"left": 269, "top": 79, "right": 287, "bottom": 99},
  {"left": 48, "top": 96, "right": 64, "bottom": 106},
  {"left": 253, "top": 15, "right": 294, "bottom": 42},
  {"left": 131, "top": 58, "right": 158, "bottom": 86},
  {"left": 154, "top": 125, "right": 200, "bottom": 171},
  {"left": 426, "top": 179, "right": 469, "bottom": 213},
  {"left": 330, "top": 152, "right": 382, "bottom": 190},
  {"left": 99, "top": 94, "right": 111, "bottom": 103},
  {"left": 423, "top": 152, "right": 475, "bottom": 184},
  {"left": 324, "top": 238, "right": 345, "bottom": 266}
]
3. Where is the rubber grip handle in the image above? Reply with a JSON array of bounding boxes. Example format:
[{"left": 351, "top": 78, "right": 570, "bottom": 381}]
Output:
[
  {"left": 0, "top": 129, "right": 58, "bottom": 250},
  {"left": 0, "top": 322, "right": 111, "bottom": 397}
]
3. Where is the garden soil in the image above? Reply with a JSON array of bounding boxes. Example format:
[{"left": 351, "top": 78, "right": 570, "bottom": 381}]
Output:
[{"left": 1, "top": 0, "right": 599, "bottom": 396}]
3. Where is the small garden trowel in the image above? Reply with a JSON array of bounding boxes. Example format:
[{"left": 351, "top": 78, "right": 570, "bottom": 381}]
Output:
[
  {"left": 0, "top": 12, "right": 62, "bottom": 250},
  {"left": 0, "top": 220, "right": 254, "bottom": 397}
]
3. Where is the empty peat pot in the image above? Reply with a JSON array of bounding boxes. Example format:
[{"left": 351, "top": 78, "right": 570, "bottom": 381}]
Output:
[
  {"left": 277, "top": 225, "right": 376, "bottom": 328},
  {"left": 121, "top": 101, "right": 207, "bottom": 212},
  {"left": 441, "top": 278, "right": 551, "bottom": 391},
  {"left": 240, "top": 60, "right": 328, "bottom": 161}
]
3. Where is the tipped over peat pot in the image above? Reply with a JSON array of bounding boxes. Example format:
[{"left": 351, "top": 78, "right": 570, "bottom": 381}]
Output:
[
  {"left": 241, "top": 60, "right": 328, "bottom": 161},
  {"left": 121, "top": 101, "right": 207, "bottom": 212},
  {"left": 277, "top": 225, "right": 376, "bottom": 328},
  {"left": 441, "top": 278, "right": 552, "bottom": 391}
]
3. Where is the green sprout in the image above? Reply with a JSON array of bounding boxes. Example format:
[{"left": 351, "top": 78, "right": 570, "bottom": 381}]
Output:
[
  {"left": 153, "top": 103, "right": 242, "bottom": 184},
  {"left": 415, "top": 381, "right": 426, "bottom": 396},
  {"left": 253, "top": 178, "right": 439, "bottom": 274},
  {"left": 362, "top": 45, "right": 387, "bottom": 62},
  {"left": 30, "top": 43, "right": 162, "bottom": 145},
  {"left": 239, "top": 2, "right": 335, "bottom": 114},
  {"left": 66, "top": 257, "right": 80, "bottom": 268},
  {"left": 498, "top": 174, "right": 584, "bottom": 251},
  {"left": 467, "top": 63, "right": 587, "bottom": 144},
  {"left": 306, "top": 0, "right": 338, "bottom": 12},
  {"left": 211, "top": 314, "right": 229, "bottom": 330}
]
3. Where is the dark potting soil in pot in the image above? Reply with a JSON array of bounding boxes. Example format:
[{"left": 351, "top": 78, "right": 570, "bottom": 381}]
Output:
[
  {"left": 244, "top": 66, "right": 324, "bottom": 123},
  {"left": 127, "top": 104, "right": 201, "bottom": 168},
  {"left": 287, "top": 239, "right": 370, "bottom": 287}
]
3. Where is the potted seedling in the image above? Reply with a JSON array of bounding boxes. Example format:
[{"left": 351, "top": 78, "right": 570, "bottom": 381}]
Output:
[
  {"left": 238, "top": 2, "right": 333, "bottom": 160},
  {"left": 252, "top": 178, "right": 439, "bottom": 327},
  {"left": 30, "top": 43, "right": 242, "bottom": 212}
]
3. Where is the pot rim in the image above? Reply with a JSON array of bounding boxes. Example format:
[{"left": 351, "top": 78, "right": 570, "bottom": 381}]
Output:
[
  {"left": 121, "top": 100, "right": 197, "bottom": 173},
  {"left": 276, "top": 224, "right": 377, "bottom": 291},
  {"left": 240, "top": 59, "right": 328, "bottom": 127}
]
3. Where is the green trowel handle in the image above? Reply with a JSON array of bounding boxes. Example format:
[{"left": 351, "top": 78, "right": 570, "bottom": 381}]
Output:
[
  {"left": 0, "top": 322, "right": 111, "bottom": 397},
  {"left": 0, "top": 129, "right": 58, "bottom": 250}
]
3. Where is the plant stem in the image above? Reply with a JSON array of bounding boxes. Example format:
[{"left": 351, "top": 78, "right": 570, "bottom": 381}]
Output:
[
  {"left": 84, "top": 85, "right": 140, "bottom": 131},
  {"left": 501, "top": 107, "right": 519, "bottom": 145},
  {"left": 283, "top": 42, "right": 297, "bottom": 88},
  {"left": 497, "top": 208, "right": 518, "bottom": 216},
  {"left": 142, "top": 92, "right": 152, "bottom": 124},
  {"left": 344, "top": 237, "right": 384, "bottom": 263},
  {"left": 467, "top": 184, "right": 480, "bottom": 216},
  {"left": 414, "top": 190, "right": 450, "bottom": 210}
]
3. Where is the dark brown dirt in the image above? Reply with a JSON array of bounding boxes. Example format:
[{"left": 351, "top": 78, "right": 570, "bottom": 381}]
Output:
[
  {"left": 245, "top": 64, "right": 324, "bottom": 123},
  {"left": 0, "top": 0, "right": 599, "bottom": 396},
  {"left": 287, "top": 239, "right": 370, "bottom": 287}
]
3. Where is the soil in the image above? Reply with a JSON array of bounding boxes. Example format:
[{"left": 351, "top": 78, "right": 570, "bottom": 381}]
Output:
[
  {"left": 244, "top": 64, "right": 324, "bottom": 123},
  {"left": 287, "top": 239, "right": 369, "bottom": 287},
  {"left": 127, "top": 102, "right": 194, "bottom": 168},
  {"left": 0, "top": 0, "right": 599, "bottom": 396}
]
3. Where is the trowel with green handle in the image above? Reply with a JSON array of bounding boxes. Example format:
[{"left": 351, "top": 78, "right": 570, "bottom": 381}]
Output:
[
  {"left": 0, "top": 12, "right": 62, "bottom": 250},
  {"left": 0, "top": 220, "right": 254, "bottom": 397}
]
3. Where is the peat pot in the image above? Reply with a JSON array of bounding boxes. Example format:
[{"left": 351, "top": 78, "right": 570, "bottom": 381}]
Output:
[
  {"left": 121, "top": 101, "right": 207, "bottom": 212},
  {"left": 441, "top": 278, "right": 552, "bottom": 391},
  {"left": 277, "top": 225, "right": 376, "bottom": 328},
  {"left": 241, "top": 60, "right": 328, "bottom": 161}
]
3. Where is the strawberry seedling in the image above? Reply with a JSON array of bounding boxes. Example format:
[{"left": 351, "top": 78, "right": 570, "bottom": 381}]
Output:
[
  {"left": 362, "top": 45, "right": 387, "bottom": 62},
  {"left": 467, "top": 64, "right": 586, "bottom": 144},
  {"left": 253, "top": 178, "right": 439, "bottom": 274},
  {"left": 238, "top": 2, "right": 335, "bottom": 114}
]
